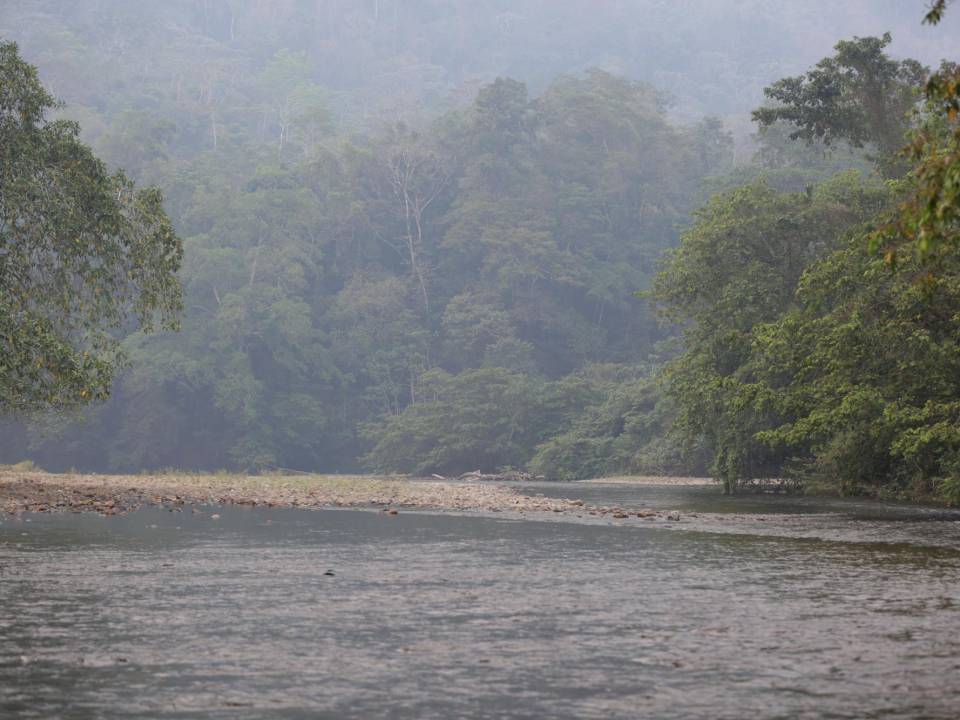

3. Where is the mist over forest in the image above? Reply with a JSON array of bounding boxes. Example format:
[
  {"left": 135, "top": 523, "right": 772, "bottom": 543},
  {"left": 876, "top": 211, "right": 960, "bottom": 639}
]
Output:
[
  {"left": 2, "top": 1, "right": 960, "bottom": 501},
  {"left": 4, "top": 1, "right": 959, "bottom": 122},
  {"left": 7, "top": 5, "right": 960, "bottom": 715}
]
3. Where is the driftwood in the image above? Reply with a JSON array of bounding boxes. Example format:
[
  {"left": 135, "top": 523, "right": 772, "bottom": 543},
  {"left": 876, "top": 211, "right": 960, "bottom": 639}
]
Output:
[
  {"left": 735, "top": 477, "right": 803, "bottom": 494},
  {"left": 456, "top": 470, "right": 545, "bottom": 482}
]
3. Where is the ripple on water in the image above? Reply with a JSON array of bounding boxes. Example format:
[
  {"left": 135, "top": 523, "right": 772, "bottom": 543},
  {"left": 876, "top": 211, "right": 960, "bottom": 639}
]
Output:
[{"left": 1, "top": 494, "right": 960, "bottom": 719}]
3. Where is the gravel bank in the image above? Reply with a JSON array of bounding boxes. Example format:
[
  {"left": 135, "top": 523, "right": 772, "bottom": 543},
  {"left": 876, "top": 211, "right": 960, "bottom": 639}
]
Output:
[
  {"left": 0, "top": 470, "right": 589, "bottom": 517},
  {"left": 0, "top": 470, "right": 703, "bottom": 524}
]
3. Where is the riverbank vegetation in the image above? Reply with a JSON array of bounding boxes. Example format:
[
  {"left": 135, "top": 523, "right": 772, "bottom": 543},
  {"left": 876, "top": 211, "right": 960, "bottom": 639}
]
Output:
[
  {"left": 0, "top": 42, "right": 182, "bottom": 413},
  {"left": 2, "top": 3, "right": 959, "bottom": 503},
  {"left": 652, "top": 16, "right": 960, "bottom": 503},
  {"left": 0, "top": 31, "right": 732, "bottom": 478}
]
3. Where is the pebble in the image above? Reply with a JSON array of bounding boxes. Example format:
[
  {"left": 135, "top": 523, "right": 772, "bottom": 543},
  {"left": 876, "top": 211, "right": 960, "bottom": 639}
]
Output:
[{"left": 2, "top": 471, "right": 588, "bottom": 518}]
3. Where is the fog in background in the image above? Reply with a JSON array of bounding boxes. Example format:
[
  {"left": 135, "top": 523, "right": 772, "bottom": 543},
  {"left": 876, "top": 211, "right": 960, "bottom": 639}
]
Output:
[
  {"left": 1, "top": 1, "right": 958, "bottom": 477},
  {"left": 3, "top": 1, "right": 958, "bottom": 138}
]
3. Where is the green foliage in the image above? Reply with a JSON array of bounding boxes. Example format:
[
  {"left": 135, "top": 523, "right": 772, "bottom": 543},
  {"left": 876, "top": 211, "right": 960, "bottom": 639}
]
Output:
[
  {"left": 0, "top": 42, "right": 182, "bottom": 413},
  {"left": 365, "top": 363, "right": 701, "bottom": 480},
  {"left": 528, "top": 368, "right": 704, "bottom": 480},
  {"left": 3, "top": 67, "right": 733, "bottom": 474},
  {"left": 650, "top": 173, "right": 893, "bottom": 491},
  {"left": 872, "top": 61, "right": 960, "bottom": 263},
  {"left": 752, "top": 34, "right": 927, "bottom": 178},
  {"left": 6, "top": 6, "right": 947, "bottom": 486},
  {"left": 925, "top": 1, "right": 951, "bottom": 25},
  {"left": 744, "top": 232, "right": 960, "bottom": 501},
  {"left": 652, "top": 22, "right": 960, "bottom": 502},
  {"left": 363, "top": 368, "right": 547, "bottom": 476}
]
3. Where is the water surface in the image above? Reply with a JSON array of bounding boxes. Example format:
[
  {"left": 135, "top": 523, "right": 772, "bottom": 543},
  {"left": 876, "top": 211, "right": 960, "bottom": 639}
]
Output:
[{"left": 2, "top": 484, "right": 959, "bottom": 719}]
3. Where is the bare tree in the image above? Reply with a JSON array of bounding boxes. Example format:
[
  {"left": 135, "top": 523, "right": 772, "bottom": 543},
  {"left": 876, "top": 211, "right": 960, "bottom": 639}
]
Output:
[{"left": 381, "top": 126, "right": 451, "bottom": 317}]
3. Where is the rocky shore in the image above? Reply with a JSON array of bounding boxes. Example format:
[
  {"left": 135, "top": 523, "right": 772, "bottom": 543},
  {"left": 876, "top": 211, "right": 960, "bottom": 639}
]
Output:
[{"left": 0, "top": 469, "right": 692, "bottom": 522}]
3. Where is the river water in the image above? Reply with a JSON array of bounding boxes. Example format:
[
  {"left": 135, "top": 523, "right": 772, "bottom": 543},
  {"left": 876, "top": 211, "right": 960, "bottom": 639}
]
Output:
[{"left": 2, "top": 483, "right": 960, "bottom": 719}]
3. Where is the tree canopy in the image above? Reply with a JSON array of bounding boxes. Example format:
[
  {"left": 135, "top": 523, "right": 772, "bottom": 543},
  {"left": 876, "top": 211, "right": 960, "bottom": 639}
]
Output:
[
  {"left": 1, "top": 65, "right": 729, "bottom": 474},
  {"left": 653, "top": 20, "right": 960, "bottom": 503},
  {"left": 752, "top": 33, "right": 927, "bottom": 178},
  {"left": 871, "top": 1, "right": 960, "bottom": 263},
  {"left": 0, "top": 42, "right": 181, "bottom": 413},
  {"left": 4, "top": 5, "right": 960, "bottom": 503}
]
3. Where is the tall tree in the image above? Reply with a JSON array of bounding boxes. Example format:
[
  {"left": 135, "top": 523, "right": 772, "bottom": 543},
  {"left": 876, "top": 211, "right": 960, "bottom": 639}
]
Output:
[
  {"left": 649, "top": 174, "right": 892, "bottom": 491},
  {"left": 753, "top": 34, "right": 927, "bottom": 178},
  {"left": 0, "top": 42, "right": 182, "bottom": 413}
]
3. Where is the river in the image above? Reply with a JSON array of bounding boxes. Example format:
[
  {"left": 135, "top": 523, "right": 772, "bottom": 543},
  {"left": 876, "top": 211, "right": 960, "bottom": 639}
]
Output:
[{"left": 2, "top": 482, "right": 959, "bottom": 719}]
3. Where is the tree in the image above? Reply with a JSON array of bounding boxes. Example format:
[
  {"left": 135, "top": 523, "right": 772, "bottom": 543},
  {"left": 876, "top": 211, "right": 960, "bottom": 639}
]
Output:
[
  {"left": 257, "top": 49, "right": 331, "bottom": 156},
  {"left": 0, "top": 67, "right": 779, "bottom": 474},
  {"left": 744, "top": 219, "right": 960, "bottom": 503},
  {"left": 370, "top": 123, "right": 451, "bottom": 318},
  {"left": 870, "top": 0, "right": 959, "bottom": 263},
  {"left": 752, "top": 34, "right": 927, "bottom": 178},
  {"left": 925, "top": 1, "right": 951, "bottom": 25},
  {"left": 0, "top": 42, "right": 182, "bottom": 413},
  {"left": 872, "top": 60, "right": 960, "bottom": 264},
  {"left": 723, "top": 2, "right": 960, "bottom": 503},
  {"left": 649, "top": 173, "right": 892, "bottom": 491},
  {"left": 363, "top": 367, "right": 547, "bottom": 476}
]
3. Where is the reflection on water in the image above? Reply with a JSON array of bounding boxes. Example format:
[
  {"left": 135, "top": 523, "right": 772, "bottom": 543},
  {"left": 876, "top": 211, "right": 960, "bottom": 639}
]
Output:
[{"left": 2, "top": 484, "right": 960, "bottom": 719}]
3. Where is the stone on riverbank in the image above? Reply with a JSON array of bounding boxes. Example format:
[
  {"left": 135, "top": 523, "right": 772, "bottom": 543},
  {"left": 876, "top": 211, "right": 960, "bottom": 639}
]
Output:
[{"left": 0, "top": 470, "right": 582, "bottom": 518}]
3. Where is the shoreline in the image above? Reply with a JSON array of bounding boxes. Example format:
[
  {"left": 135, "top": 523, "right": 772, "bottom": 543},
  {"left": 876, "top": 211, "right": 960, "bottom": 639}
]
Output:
[
  {"left": 0, "top": 470, "right": 589, "bottom": 518},
  {"left": 0, "top": 470, "right": 714, "bottom": 522},
  {"left": 579, "top": 475, "right": 714, "bottom": 486},
  {"left": 5, "top": 471, "right": 957, "bottom": 548}
]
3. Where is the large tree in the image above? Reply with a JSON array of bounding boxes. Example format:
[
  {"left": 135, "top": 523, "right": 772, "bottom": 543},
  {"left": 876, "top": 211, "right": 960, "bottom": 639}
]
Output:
[
  {"left": 752, "top": 34, "right": 927, "bottom": 178},
  {"left": 649, "top": 173, "right": 893, "bottom": 491},
  {"left": 0, "top": 42, "right": 182, "bottom": 413}
]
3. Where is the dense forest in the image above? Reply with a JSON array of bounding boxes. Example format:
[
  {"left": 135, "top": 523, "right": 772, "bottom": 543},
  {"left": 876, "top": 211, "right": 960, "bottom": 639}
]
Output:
[
  {"left": 652, "top": 21, "right": 960, "bottom": 503},
  {"left": 3, "top": 1, "right": 956, "bottom": 124},
  {"left": 2, "top": 1, "right": 959, "bottom": 502},
  {"left": 4, "top": 60, "right": 731, "bottom": 475}
]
